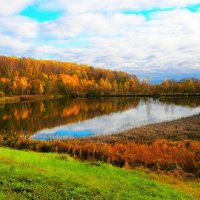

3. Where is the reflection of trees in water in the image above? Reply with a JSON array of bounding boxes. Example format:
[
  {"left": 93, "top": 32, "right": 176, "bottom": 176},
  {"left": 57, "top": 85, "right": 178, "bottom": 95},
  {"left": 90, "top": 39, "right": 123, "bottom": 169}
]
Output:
[
  {"left": 159, "top": 97, "right": 200, "bottom": 108},
  {"left": 146, "top": 98, "right": 152, "bottom": 116},
  {"left": 1, "top": 97, "right": 199, "bottom": 136},
  {"left": 0, "top": 97, "right": 140, "bottom": 134}
]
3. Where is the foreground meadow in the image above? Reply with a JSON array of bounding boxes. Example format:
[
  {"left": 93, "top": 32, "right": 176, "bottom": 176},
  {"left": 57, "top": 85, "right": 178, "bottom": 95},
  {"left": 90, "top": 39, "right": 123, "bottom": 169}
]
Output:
[
  {"left": 1, "top": 114, "right": 200, "bottom": 176},
  {"left": 0, "top": 147, "right": 199, "bottom": 200},
  {"left": 1, "top": 114, "right": 200, "bottom": 199}
]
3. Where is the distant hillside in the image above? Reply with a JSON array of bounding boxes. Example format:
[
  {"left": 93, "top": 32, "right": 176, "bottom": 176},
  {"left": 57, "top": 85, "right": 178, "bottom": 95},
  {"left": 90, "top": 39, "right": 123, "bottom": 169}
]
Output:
[{"left": 180, "top": 77, "right": 199, "bottom": 82}]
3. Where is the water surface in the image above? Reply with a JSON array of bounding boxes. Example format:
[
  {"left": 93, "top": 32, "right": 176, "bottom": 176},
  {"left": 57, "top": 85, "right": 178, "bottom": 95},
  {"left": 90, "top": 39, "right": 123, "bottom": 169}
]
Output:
[{"left": 0, "top": 97, "right": 199, "bottom": 140}]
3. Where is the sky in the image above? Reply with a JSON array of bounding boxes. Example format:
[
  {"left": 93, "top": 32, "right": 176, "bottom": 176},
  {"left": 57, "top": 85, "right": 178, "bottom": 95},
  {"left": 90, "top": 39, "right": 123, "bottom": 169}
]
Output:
[{"left": 0, "top": 0, "right": 200, "bottom": 82}]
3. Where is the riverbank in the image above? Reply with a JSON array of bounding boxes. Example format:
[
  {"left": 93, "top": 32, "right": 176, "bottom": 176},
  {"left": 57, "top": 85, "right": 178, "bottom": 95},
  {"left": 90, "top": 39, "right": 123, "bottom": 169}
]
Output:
[
  {"left": 0, "top": 93, "right": 199, "bottom": 105},
  {"left": 1, "top": 114, "right": 200, "bottom": 176},
  {"left": 0, "top": 95, "right": 64, "bottom": 105},
  {"left": 83, "top": 114, "right": 200, "bottom": 144},
  {"left": 19, "top": 94, "right": 64, "bottom": 102},
  {"left": 101, "top": 93, "right": 200, "bottom": 97},
  {"left": 72, "top": 93, "right": 200, "bottom": 98},
  {"left": 0, "top": 147, "right": 198, "bottom": 200},
  {"left": 0, "top": 96, "right": 20, "bottom": 104}
]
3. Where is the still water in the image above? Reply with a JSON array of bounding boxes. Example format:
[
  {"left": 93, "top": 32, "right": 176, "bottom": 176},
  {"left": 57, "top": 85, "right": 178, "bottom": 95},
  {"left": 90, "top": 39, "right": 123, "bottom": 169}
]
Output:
[{"left": 0, "top": 97, "right": 200, "bottom": 140}]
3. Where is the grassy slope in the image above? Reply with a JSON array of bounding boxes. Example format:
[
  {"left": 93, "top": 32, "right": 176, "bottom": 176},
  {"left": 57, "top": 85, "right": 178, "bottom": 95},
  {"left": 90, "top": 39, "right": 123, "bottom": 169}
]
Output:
[{"left": 0, "top": 148, "right": 196, "bottom": 200}]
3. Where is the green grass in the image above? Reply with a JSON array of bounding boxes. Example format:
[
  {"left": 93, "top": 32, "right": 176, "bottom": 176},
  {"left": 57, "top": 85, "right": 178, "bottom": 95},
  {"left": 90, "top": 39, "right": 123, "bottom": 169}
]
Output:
[{"left": 0, "top": 148, "right": 195, "bottom": 200}]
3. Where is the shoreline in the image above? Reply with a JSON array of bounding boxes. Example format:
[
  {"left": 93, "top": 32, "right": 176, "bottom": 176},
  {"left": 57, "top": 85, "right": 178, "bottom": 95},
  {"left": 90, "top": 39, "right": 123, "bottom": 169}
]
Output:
[
  {"left": 81, "top": 114, "right": 200, "bottom": 144},
  {"left": 0, "top": 93, "right": 199, "bottom": 105},
  {"left": 75, "top": 93, "right": 200, "bottom": 98},
  {"left": 1, "top": 113, "right": 200, "bottom": 176},
  {"left": 0, "top": 94, "right": 64, "bottom": 105}
]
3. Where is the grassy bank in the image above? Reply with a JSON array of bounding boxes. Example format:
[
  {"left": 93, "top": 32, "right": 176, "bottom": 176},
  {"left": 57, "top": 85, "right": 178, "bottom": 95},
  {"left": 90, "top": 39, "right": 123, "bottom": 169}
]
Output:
[
  {"left": 0, "top": 95, "right": 64, "bottom": 105},
  {"left": 100, "top": 93, "right": 200, "bottom": 97},
  {"left": 0, "top": 94, "right": 199, "bottom": 105},
  {"left": 19, "top": 94, "right": 64, "bottom": 102},
  {"left": 0, "top": 97, "right": 20, "bottom": 104},
  {"left": 0, "top": 147, "right": 197, "bottom": 200}
]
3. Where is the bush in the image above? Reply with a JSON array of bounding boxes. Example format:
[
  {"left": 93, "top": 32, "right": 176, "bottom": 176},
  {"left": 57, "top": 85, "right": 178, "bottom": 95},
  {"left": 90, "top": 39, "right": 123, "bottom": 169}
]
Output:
[{"left": 0, "top": 91, "right": 5, "bottom": 97}]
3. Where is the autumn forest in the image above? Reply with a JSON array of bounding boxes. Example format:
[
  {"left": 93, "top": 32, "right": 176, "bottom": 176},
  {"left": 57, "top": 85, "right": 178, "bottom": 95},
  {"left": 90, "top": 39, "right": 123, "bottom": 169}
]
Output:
[{"left": 0, "top": 55, "right": 200, "bottom": 97}]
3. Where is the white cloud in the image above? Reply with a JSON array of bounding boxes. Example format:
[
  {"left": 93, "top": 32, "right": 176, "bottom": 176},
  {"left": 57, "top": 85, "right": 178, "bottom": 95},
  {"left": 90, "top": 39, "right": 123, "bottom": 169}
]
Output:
[
  {"left": 0, "top": 0, "right": 200, "bottom": 80},
  {"left": 0, "top": 0, "right": 35, "bottom": 16},
  {"left": 43, "top": 13, "right": 145, "bottom": 38},
  {"left": 44, "top": 0, "right": 200, "bottom": 14},
  {"left": 0, "top": 16, "right": 38, "bottom": 38},
  {"left": 0, "top": 34, "right": 33, "bottom": 53}
]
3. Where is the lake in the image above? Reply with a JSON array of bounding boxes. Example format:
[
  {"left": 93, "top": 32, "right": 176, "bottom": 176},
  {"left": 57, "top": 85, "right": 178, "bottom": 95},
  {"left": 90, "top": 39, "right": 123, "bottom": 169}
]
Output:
[{"left": 0, "top": 97, "right": 200, "bottom": 140}]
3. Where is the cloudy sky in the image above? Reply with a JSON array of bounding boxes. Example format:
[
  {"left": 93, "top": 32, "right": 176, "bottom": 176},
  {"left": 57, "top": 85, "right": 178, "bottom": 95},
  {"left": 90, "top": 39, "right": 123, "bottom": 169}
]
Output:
[{"left": 0, "top": 0, "right": 200, "bottom": 82}]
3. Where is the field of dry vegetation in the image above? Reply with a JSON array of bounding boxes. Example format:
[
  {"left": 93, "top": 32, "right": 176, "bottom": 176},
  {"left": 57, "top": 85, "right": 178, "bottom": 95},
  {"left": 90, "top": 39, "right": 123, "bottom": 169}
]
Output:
[
  {"left": 84, "top": 114, "right": 200, "bottom": 144},
  {"left": 1, "top": 114, "right": 200, "bottom": 177}
]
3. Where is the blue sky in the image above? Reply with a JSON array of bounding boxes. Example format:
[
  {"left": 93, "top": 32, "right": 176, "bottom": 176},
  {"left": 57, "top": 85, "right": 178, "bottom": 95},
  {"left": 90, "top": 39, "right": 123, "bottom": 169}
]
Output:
[
  {"left": 20, "top": 3, "right": 62, "bottom": 22},
  {"left": 0, "top": 0, "right": 200, "bottom": 82}
]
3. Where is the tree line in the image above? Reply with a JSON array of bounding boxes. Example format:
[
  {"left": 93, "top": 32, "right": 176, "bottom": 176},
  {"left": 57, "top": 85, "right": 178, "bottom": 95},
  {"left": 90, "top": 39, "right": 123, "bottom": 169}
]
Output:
[
  {"left": 0, "top": 55, "right": 199, "bottom": 96},
  {"left": 0, "top": 56, "right": 138, "bottom": 96}
]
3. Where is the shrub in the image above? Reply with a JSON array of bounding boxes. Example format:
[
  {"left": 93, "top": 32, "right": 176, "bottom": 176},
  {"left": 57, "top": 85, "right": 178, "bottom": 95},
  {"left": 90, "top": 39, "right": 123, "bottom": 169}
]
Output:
[
  {"left": 1, "top": 132, "right": 200, "bottom": 175},
  {"left": 0, "top": 91, "right": 5, "bottom": 97}
]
